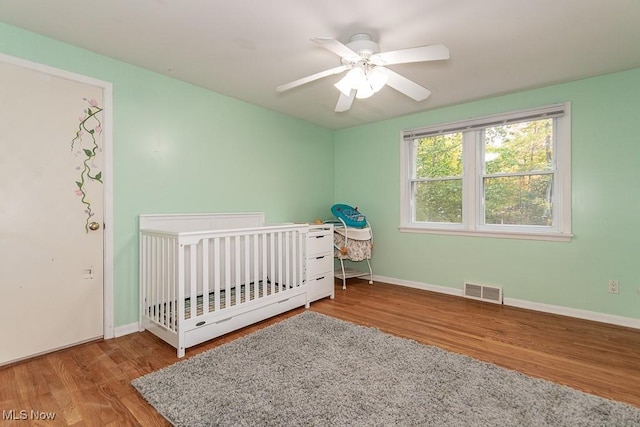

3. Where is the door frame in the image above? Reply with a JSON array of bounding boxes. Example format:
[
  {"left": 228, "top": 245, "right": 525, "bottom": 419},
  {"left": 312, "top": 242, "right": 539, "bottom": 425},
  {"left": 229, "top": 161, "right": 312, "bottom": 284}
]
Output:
[{"left": 0, "top": 52, "right": 114, "bottom": 340}]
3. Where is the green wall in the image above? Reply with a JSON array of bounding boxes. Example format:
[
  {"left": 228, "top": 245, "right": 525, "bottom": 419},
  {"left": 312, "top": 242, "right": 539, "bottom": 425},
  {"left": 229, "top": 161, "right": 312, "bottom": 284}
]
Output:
[
  {"left": 0, "top": 22, "right": 334, "bottom": 327},
  {"left": 335, "top": 68, "right": 640, "bottom": 319}
]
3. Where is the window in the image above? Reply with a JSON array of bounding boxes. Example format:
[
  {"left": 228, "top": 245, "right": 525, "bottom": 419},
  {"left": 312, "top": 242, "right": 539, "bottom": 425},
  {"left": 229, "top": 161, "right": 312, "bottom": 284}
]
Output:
[{"left": 400, "top": 103, "right": 571, "bottom": 241}]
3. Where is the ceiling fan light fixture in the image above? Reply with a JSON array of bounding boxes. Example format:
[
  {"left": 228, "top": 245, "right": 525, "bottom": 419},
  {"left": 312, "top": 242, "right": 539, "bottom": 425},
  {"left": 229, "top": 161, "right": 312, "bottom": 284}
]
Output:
[
  {"left": 356, "top": 86, "right": 374, "bottom": 99},
  {"left": 355, "top": 84, "right": 374, "bottom": 99},
  {"left": 334, "top": 66, "right": 366, "bottom": 96},
  {"left": 334, "top": 75, "right": 353, "bottom": 96},
  {"left": 368, "top": 67, "right": 388, "bottom": 93}
]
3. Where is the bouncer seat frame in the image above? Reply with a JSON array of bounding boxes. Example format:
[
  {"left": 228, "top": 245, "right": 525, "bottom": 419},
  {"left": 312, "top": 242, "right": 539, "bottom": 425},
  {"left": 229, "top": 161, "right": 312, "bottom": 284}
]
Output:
[{"left": 325, "top": 204, "right": 373, "bottom": 290}]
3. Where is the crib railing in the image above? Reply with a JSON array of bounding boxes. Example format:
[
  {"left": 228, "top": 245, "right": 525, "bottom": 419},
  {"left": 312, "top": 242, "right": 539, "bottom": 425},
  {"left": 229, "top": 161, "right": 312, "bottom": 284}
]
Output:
[{"left": 139, "top": 224, "right": 308, "bottom": 333}]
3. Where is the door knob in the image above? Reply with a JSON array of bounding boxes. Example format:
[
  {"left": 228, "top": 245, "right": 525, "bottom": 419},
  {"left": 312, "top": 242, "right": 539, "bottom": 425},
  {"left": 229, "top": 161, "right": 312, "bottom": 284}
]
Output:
[{"left": 88, "top": 222, "right": 101, "bottom": 231}]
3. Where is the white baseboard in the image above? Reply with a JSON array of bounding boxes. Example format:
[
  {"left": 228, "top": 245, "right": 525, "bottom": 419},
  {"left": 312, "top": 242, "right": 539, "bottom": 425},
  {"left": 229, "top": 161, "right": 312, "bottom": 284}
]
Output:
[
  {"left": 504, "top": 298, "right": 640, "bottom": 329},
  {"left": 373, "top": 274, "right": 463, "bottom": 297},
  {"left": 114, "top": 322, "right": 141, "bottom": 338},
  {"left": 373, "top": 274, "right": 640, "bottom": 330}
]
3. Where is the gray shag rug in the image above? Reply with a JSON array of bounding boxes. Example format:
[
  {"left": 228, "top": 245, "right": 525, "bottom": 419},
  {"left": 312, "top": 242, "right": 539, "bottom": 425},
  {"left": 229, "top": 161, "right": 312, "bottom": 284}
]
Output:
[{"left": 132, "top": 311, "right": 640, "bottom": 426}]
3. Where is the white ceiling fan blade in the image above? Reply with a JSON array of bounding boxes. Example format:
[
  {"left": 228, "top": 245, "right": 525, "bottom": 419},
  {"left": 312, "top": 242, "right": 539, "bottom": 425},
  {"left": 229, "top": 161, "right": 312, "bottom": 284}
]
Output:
[
  {"left": 276, "top": 65, "right": 348, "bottom": 92},
  {"left": 383, "top": 68, "right": 431, "bottom": 101},
  {"left": 335, "top": 89, "right": 356, "bottom": 112},
  {"left": 311, "top": 37, "right": 360, "bottom": 62},
  {"left": 370, "top": 44, "right": 449, "bottom": 66}
]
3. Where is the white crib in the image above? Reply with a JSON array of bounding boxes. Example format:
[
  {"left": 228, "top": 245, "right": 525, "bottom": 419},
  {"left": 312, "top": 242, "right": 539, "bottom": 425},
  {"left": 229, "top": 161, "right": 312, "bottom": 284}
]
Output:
[{"left": 139, "top": 212, "right": 313, "bottom": 357}]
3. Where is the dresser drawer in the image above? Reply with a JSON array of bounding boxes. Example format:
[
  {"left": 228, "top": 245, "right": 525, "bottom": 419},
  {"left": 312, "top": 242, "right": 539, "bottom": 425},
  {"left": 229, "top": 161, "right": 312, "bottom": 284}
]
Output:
[
  {"left": 306, "top": 253, "right": 332, "bottom": 277},
  {"left": 306, "top": 273, "right": 334, "bottom": 302},
  {"left": 307, "top": 232, "right": 332, "bottom": 256}
]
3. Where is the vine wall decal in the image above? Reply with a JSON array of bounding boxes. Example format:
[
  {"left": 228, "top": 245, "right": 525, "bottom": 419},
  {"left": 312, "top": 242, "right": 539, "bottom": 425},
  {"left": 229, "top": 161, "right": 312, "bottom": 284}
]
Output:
[{"left": 71, "top": 98, "right": 103, "bottom": 232}]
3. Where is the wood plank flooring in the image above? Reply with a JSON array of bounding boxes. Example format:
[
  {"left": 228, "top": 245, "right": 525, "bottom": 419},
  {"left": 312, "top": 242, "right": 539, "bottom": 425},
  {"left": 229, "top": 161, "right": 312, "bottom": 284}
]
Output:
[{"left": 1, "top": 279, "right": 639, "bottom": 426}]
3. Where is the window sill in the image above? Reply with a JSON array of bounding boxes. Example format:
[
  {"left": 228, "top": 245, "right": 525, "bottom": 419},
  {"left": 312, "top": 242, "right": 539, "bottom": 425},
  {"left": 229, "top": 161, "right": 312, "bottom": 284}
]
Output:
[{"left": 398, "top": 225, "right": 573, "bottom": 242}]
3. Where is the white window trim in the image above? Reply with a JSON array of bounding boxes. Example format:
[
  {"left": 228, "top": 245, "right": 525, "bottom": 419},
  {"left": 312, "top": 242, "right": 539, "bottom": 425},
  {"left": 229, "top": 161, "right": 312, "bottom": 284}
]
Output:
[{"left": 399, "top": 103, "right": 572, "bottom": 242}]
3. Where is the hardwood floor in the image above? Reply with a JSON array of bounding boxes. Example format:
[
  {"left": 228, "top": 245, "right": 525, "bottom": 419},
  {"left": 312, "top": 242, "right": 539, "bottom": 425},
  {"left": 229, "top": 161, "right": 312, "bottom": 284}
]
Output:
[{"left": 2, "top": 279, "right": 640, "bottom": 426}]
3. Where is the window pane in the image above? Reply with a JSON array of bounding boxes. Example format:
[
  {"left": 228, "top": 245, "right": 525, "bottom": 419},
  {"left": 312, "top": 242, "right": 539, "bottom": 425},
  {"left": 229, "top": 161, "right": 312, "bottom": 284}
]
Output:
[
  {"left": 413, "top": 180, "right": 462, "bottom": 223},
  {"left": 415, "top": 132, "right": 463, "bottom": 178},
  {"left": 484, "top": 175, "right": 553, "bottom": 226},
  {"left": 484, "top": 119, "right": 553, "bottom": 175}
]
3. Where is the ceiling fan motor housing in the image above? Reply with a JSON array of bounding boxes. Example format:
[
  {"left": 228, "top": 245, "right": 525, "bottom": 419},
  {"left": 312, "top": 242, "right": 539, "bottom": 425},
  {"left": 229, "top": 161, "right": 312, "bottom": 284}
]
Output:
[{"left": 346, "top": 33, "right": 380, "bottom": 59}]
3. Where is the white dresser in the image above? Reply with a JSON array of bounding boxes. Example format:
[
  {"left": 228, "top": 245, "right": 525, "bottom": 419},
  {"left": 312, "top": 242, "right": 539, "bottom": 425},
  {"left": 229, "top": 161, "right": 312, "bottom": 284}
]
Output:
[{"left": 305, "top": 224, "right": 335, "bottom": 302}]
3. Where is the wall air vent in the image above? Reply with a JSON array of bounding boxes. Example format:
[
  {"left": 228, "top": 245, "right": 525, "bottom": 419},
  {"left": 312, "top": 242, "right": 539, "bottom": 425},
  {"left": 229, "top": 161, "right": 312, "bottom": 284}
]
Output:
[{"left": 463, "top": 282, "right": 503, "bottom": 304}]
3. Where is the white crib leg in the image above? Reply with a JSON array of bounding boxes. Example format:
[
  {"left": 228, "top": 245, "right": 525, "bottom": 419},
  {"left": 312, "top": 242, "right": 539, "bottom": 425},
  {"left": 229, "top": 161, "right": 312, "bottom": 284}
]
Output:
[{"left": 366, "top": 259, "right": 373, "bottom": 285}]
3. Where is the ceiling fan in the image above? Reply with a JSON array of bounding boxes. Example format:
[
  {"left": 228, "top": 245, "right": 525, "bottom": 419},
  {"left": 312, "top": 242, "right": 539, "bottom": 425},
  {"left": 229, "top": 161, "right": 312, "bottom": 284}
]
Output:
[{"left": 276, "top": 33, "right": 449, "bottom": 112}]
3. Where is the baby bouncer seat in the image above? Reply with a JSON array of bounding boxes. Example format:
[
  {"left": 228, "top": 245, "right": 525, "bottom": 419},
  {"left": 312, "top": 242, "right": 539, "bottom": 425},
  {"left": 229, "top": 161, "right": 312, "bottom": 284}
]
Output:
[{"left": 325, "top": 204, "right": 373, "bottom": 290}]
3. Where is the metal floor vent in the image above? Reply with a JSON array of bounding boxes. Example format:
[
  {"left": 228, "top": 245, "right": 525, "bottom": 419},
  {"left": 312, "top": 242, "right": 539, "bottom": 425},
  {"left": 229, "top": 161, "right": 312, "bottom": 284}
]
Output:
[{"left": 463, "top": 282, "right": 503, "bottom": 304}]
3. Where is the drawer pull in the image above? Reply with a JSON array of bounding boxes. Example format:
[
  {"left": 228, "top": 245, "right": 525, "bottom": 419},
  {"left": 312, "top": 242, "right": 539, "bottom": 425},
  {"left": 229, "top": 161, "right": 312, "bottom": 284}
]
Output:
[
  {"left": 215, "top": 317, "right": 233, "bottom": 324},
  {"left": 315, "top": 235, "right": 326, "bottom": 239},
  {"left": 277, "top": 298, "right": 290, "bottom": 304},
  {"left": 315, "top": 255, "right": 325, "bottom": 260},
  {"left": 315, "top": 276, "right": 325, "bottom": 281}
]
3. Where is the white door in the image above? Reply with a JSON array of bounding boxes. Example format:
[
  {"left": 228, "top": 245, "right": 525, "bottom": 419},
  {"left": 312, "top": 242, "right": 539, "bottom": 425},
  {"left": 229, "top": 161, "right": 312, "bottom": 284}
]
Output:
[{"left": 0, "top": 59, "right": 107, "bottom": 365}]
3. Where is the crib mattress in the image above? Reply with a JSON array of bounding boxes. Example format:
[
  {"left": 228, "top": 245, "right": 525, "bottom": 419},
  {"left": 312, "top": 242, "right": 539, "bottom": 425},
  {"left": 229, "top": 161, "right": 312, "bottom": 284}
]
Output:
[
  {"left": 184, "top": 282, "right": 280, "bottom": 318},
  {"left": 148, "top": 281, "right": 291, "bottom": 327}
]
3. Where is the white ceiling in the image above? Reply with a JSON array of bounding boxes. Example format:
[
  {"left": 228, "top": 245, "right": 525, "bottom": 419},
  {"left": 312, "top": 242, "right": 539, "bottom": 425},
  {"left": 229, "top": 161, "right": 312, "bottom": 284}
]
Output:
[{"left": 1, "top": 0, "right": 639, "bottom": 129}]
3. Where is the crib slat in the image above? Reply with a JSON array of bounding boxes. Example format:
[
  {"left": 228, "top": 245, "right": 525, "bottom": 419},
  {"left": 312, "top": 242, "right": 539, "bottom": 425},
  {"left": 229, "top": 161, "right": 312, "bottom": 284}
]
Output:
[
  {"left": 291, "top": 232, "right": 296, "bottom": 287},
  {"left": 270, "top": 232, "right": 276, "bottom": 294},
  {"left": 262, "top": 233, "right": 268, "bottom": 297},
  {"left": 202, "top": 238, "right": 209, "bottom": 315},
  {"left": 213, "top": 237, "right": 221, "bottom": 312},
  {"left": 225, "top": 236, "right": 231, "bottom": 308},
  {"left": 189, "top": 244, "right": 197, "bottom": 319},
  {"left": 152, "top": 236, "right": 159, "bottom": 323},
  {"left": 244, "top": 234, "right": 250, "bottom": 303},
  {"left": 142, "top": 235, "right": 148, "bottom": 318},
  {"left": 253, "top": 234, "right": 259, "bottom": 301},
  {"left": 279, "top": 232, "right": 285, "bottom": 292},
  {"left": 292, "top": 232, "right": 296, "bottom": 286},
  {"left": 160, "top": 237, "right": 167, "bottom": 326},
  {"left": 153, "top": 236, "right": 158, "bottom": 324},
  {"left": 169, "top": 237, "right": 175, "bottom": 328},
  {"left": 298, "top": 232, "right": 304, "bottom": 287},
  {"left": 234, "top": 235, "right": 241, "bottom": 306},
  {"left": 285, "top": 231, "right": 291, "bottom": 289},
  {"left": 140, "top": 234, "right": 148, "bottom": 321},
  {"left": 147, "top": 235, "right": 153, "bottom": 322}
]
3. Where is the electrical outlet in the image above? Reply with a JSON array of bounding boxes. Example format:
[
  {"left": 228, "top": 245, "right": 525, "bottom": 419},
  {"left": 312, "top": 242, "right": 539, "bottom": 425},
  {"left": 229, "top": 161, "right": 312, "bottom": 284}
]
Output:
[{"left": 607, "top": 280, "right": 619, "bottom": 294}]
